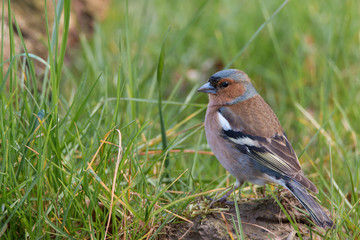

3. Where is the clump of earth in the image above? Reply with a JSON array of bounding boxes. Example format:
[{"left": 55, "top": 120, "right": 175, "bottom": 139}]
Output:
[{"left": 166, "top": 192, "right": 331, "bottom": 240}]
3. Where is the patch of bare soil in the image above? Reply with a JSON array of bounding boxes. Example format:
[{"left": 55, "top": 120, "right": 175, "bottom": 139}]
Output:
[
  {"left": 166, "top": 192, "right": 328, "bottom": 240},
  {"left": 1, "top": 0, "right": 111, "bottom": 74}
]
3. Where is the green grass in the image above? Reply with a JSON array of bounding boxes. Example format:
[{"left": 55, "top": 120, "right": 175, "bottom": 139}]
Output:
[{"left": 1, "top": 0, "right": 360, "bottom": 238}]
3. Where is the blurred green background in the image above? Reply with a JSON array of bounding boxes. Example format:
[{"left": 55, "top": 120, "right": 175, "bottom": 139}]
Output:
[{"left": 1, "top": 0, "right": 359, "bottom": 238}]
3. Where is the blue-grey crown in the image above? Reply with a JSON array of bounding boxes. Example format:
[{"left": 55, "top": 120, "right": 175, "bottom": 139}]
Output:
[{"left": 209, "top": 69, "right": 246, "bottom": 84}]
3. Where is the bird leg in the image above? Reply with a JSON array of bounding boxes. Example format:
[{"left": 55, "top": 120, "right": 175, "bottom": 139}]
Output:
[
  {"left": 262, "top": 185, "right": 266, "bottom": 198},
  {"left": 207, "top": 179, "right": 242, "bottom": 204}
]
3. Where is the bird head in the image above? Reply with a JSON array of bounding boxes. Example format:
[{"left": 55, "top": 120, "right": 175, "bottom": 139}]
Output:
[{"left": 197, "top": 69, "right": 257, "bottom": 105}]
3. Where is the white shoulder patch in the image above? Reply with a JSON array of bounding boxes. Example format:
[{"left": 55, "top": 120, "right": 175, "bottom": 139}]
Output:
[
  {"left": 229, "top": 136, "right": 260, "bottom": 147},
  {"left": 217, "top": 112, "right": 231, "bottom": 130}
]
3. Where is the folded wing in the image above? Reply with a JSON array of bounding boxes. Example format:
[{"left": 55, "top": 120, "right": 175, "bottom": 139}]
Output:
[{"left": 218, "top": 104, "right": 318, "bottom": 193}]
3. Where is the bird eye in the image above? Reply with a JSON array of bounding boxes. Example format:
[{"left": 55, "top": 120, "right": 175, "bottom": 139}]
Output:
[{"left": 221, "top": 82, "right": 229, "bottom": 88}]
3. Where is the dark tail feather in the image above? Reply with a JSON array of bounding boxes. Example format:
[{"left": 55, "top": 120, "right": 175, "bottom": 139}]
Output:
[{"left": 285, "top": 181, "right": 335, "bottom": 229}]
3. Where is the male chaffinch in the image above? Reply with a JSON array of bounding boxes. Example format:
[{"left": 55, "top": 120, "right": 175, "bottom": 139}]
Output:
[{"left": 197, "top": 69, "right": 334, "bottom": 229}]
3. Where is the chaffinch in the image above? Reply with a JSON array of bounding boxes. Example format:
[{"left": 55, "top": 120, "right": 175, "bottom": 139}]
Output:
[{"left": 197, "top": 69, "right": 334, "bottom": 229}]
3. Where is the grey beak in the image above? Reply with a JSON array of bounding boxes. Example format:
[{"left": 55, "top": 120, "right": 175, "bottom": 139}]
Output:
[{"left": 197, "top": 82, "right": 217, "bottom": 94}]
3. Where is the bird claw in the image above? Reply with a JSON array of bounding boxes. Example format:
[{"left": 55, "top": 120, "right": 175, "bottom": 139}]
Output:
[
  {"left": 206, "top": 183, "right": 241, "bottom": 205},
  {"left": 206, "top": 195, "right": 235, "bottom": 205}
]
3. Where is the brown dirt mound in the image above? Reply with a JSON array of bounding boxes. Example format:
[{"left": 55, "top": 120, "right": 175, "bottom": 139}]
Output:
[{"left": 166, "top": 192, "right": 329, "bottom": 240}]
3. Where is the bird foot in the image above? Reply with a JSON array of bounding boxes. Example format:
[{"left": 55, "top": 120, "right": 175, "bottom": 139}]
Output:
[
  {"left": 206, "top": 194, "right": 235, "bottom": 205},
  {"left": 206, "top": 181, "right": 242, "bottom": 205}
]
